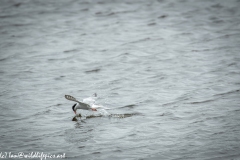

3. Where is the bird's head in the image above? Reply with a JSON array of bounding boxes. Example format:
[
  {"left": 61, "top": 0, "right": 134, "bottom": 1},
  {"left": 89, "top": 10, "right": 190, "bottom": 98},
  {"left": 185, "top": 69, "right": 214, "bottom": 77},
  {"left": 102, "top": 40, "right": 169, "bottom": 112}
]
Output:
[{"left": 72, "top": 103, "right": 77, "bottom": 114}]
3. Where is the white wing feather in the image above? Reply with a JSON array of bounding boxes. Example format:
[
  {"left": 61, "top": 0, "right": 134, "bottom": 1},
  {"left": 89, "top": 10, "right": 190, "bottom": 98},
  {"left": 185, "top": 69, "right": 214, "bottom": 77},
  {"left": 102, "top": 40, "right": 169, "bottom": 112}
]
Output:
[{"left": 65, "top": 95, "right": 91, "bottom": 109}]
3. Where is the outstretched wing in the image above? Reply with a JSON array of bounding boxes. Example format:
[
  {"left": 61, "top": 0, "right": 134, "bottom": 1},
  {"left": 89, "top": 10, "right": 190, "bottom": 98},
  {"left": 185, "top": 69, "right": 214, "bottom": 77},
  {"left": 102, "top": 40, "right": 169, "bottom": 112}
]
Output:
[
  {"left": 65, "top": 95, "right": 91, "bottom": 109},
  {"left": 65, "top": 95, "right": 79, "bottom": 103}
]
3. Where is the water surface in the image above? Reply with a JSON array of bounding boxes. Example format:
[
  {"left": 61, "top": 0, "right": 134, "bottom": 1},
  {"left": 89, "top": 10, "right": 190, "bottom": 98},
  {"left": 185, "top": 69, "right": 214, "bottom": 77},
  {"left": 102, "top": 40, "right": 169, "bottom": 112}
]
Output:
[{"left": 0, "top": 0, "right": 240, "bottom": 159}]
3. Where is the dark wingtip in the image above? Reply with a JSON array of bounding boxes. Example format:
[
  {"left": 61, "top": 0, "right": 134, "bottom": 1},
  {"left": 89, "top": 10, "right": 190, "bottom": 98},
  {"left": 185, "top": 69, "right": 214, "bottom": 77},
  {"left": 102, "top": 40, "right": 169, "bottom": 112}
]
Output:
[{"left": 65, "top": 95, "right": 69, "bottom": 100}]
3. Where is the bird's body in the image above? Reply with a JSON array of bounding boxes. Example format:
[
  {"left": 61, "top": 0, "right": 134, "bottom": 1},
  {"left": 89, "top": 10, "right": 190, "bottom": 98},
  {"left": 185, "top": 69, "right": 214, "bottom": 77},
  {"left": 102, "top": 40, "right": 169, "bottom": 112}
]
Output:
[
  {"left": 82, "top": 93, "right": 97, "bottom": 105},
  {"left": 65, "top": 93, "right": 108, "bottom": 114}
]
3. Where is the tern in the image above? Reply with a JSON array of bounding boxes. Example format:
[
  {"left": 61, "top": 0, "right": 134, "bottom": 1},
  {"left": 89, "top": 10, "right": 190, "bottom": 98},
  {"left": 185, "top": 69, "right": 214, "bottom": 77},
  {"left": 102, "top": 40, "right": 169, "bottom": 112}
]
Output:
[{"left": 65, "top": 93, "right": 107, "bottom": 114}]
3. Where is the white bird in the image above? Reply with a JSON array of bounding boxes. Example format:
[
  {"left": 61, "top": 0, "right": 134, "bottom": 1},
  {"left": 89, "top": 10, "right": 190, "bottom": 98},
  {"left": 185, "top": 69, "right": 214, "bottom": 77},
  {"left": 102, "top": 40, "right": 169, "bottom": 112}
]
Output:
[
  {"left": 82, "top": 93, "right": 97, "bottom": 105},
  {"left": 65, "top": 94, "right": 108, "bottom": 114}
]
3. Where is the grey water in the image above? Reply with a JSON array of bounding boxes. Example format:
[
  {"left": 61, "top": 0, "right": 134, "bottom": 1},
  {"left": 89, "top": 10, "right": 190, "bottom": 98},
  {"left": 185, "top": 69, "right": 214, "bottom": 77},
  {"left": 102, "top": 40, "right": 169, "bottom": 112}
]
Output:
[{"left": 0, "top": 0, "right": 240, "bottom": 159}]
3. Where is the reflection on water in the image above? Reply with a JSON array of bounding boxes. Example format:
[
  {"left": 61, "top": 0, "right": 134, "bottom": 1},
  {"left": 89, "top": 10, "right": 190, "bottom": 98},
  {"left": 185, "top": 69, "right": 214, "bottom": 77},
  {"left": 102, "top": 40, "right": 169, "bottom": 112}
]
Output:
[{"left": 72, "top": 112, "right": 141, "bottom": 121}]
